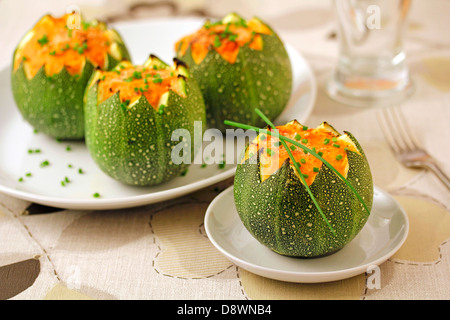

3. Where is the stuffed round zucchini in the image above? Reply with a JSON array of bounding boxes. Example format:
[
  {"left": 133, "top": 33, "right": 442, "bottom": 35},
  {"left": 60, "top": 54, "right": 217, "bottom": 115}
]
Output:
[
  {"left": 11, "top": 13, "right": 130, "bottom": 139},
  {"left": 175, "top": 13, "right": 292, "bottom": 132},
  {"left": 234, "top": 120, "right": 374, "bottom": 258},
  {"left": 84, "top": 55, "right": 206, "bottom": 186}
]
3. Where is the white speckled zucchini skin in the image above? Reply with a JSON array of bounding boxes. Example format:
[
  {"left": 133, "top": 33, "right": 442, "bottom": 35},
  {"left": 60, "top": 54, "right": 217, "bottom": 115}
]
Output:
[
  {"left": 84, "top": 77, "right": 206, "bottom": 186},
  {"left": 233, "top": 131, "right": 373, "bottom": 258},
  {"left": 177, "top": 31, "right": 292, "bottom": 132},
  {"left": 11, "top": 43, "right": 130, "bottom": 139}
]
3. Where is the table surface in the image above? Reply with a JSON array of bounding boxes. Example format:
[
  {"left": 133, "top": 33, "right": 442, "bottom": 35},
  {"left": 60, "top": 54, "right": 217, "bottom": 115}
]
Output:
[{"left": 0, "top": 0, "right": 449, "bottom": 300}]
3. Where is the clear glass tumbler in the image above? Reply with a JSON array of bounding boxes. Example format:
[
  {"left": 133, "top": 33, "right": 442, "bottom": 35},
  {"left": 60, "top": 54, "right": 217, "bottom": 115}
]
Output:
[{"left": 326, "top": 0, "right": 414, "bottom": 107}]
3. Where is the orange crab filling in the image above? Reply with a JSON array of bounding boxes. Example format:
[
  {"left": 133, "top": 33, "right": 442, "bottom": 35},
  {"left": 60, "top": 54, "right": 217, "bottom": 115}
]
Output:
[
  {"left": 14, "top": 13, "right": 114, "bottom": 78},
  {"left": 243, "top": 122, "right": 359, "bottom": 186},
  {"left": 97, "top": 63, "right": 181, "bottom": 109},
  {"left": 175, "top": 18, "right": 271, "bottom": 64}
]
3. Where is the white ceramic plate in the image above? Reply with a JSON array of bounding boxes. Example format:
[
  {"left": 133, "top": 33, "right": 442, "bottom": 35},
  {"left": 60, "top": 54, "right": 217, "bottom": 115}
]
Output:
[
  {"left": 204, "top": 186, "right": 409, "bottom": 283},
  {"left": 0, "top": 18, "right": 316, "bottom": 210}
]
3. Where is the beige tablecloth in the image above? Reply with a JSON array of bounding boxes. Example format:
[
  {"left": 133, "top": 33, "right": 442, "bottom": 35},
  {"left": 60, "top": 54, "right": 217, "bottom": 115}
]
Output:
[{"left": 0, "top": 0, "right": 449, "bottom": 300}]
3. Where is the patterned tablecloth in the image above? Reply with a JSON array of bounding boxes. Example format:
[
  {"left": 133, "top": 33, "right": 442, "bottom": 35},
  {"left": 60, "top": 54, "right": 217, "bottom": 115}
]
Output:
[{"left": 0, "top": 0, "right": 449, "bottom": 300}]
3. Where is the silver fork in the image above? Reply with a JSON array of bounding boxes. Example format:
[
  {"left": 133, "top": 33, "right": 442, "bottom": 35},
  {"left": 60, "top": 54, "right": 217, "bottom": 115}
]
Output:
[{"left": 377, "top": 106, "right": 450, "bottom": 190}]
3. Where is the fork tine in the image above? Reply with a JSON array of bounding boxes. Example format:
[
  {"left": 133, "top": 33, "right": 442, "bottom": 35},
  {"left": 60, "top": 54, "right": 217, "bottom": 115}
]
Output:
[
  {"left": 376, "top": 108, "right": 402, "bottom": 154},
  {"left": 391, "top": 106, "right": 422, "bottom": 151}
]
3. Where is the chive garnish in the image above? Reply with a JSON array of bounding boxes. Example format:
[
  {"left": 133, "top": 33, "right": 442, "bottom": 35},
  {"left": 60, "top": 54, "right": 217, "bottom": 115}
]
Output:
[
  {"left": 152, "top": 78, "right": 163, "bottom": 84},
  {"left": 301, "top": 139, "right": 308, "bottom": 144},
  {"left": 336, "top": 154, "right": 343, "bottom": 160},
  {"left": 37, "top": 34, "right": 49, "bottom": 46},
  {"left": 250, "top": 109, "right": 336, "bottom": 235},
  {"left": 294, "top": 133, "right": 301, "bottom": 141},
  {"left": 266, "top": 148, "right": 274, "bottom": 156},
  {"left": 93, "top": 192, "right": 100, "bottom": 198},
  {"left": 333, "top": 143, "right": 340, "bottom": 148},
  {"left": 300, "top": 158, "right": 306, "bottom": 164},
  {"left": 324, "top": 138, "right": 330, "bottom": 145},
  {"left": 40, "top": 160, "right": 50, "bottom": 168},
  {"left": 213, "top": 35, "right": 222, "bottom": 48},
  {"left": 313, "top": 167, "right": 319, "bottom": 172},
  {"left": 289, "top": 145, "right": 296, "bottom": 151},
  {"left": 224, "top": 109, "right": 372, "bottom": 234}
]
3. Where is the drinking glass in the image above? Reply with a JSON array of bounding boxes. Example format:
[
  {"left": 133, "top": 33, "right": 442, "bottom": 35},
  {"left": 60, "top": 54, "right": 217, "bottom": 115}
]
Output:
[{"left": 326, "top": 0, "right": 414, "bottom": 107}]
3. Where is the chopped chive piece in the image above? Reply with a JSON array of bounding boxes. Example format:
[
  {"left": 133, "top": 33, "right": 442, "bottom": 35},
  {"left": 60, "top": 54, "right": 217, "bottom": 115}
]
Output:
[
  {"left": 313, "top": 167, "right": 319, "bottom": 172},
  {"left": 332, "top": 137, "right": 338, "bottom": 142},
  {"left": 25, "top": 172, "right": 32, "bottom": 177},
  {"left": 302, "top": 126, "right": 308, "bottom": 131},
  {"left": 218, "top": 162, "right": 226, "bottom": 169},
  {"left": 333, "top": 143, "right": 340, "bottom": 148},
  {"left": 301, "top": 139, "right": 308, "bottom": 144},
  {"left": 35, "top": 149, "right": 41, "bottom": 153},
  {"left": 61, "top": 181, "right": 66, "bottom": 187},
  {"left": 201, "top": 163, "right": 207, "bottom": 168},
  {"left": 324, "top": 138, "right": 330, "bottom": 145},
  {"left": 152, "top": 78, "right": 163, "bottom": 84},
  {"left": 37, "top": 34, "right": 49, "bottom": 46},
  {"left": 213, "top": 35, "right": 222, "bottom": 48},
  {"left": 228, "top": 34, "right": 238, "bottom": 42},
  {"left": 68, "top": 164, "right": 73, "bottom": 168},
  {"left": 180, "top": 169, "right": 188, "bottom": 176},
  {"left": 303, "top": 174, "right": 309, "bottom": 178},
  {"left": 18, "top": 177, "right": 24, "bottom": 182},
  {"left": 28, "top": 149, "right": 33, "bottom": 154},
  {"left": 78, "top": 168, "right": 84, "bottom": 174},
  {"left": 266, "top": 148, "right": 274, "bottom": 156},
  {"left": 65, "top": 177, "right": 70, "bottom": 183},
  {"left": 289, "top": 145, "right": 296, "bottom": 151},
  {"left": 300, "top": 158, "right": 306, "bottom": 164},
  {"left": 318, "top": 151, "right": 324, "bottom": 157},
  {"left": 40, "top": 160, "right": 50, "bottom": 168},
  {"left": 158, "top": 104, "right": 166, "bottom": 115},
  {"left": 33, "top": 129, "right": 38, "bottom": 134},
  {"left": 336, "top": 154, "right": 343, "bottom": 160},
  {"left": 294, "top": 133, "right": 301, "bottom": 141},
  {"left": 132, "top": 71, "right": 142, "bottom": 79},
  {"left": 66, "top": 146, "right": 71, "bottom": 151},
  {"left": 274, "top": 141, "right": 282, "bottom": 147},
  {"left": 49, "top": 50, "right": 56, "bottom": 56},
  {"left": 93, "top": 192, "right": 100, "bottom": 198}
]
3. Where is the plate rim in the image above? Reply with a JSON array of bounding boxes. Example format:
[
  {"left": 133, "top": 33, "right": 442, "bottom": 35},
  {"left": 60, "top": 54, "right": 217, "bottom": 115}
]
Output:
[
  {"left": 204, "top": 185, "right": 410, "bottom": 283},
  {"left": 0, "top": 17, "right": 316, "bottom": 210}
]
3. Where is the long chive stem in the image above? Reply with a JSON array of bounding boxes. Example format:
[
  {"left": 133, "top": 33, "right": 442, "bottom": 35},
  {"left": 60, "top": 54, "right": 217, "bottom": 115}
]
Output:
[
  {"left": 253, "top": 109, "right": 335, "bottom": 235},
  {"left": 224, "top": 115, "right": 371, "bottom": 219}
]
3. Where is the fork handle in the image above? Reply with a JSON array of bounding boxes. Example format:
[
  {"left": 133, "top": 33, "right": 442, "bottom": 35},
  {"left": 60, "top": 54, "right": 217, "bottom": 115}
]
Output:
[{"left": 424, "top": 162, "right": 450, "bottom": 190}]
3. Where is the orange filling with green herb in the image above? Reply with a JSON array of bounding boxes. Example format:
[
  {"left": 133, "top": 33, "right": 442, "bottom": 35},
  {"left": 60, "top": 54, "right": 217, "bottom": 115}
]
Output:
[
  {"left": 96, "top": 62, "right": 182, "bottom": 110},
  {"left": 243, "top": 121, "right": 359, "bottom": 185},
  {"left": 175, "top": 18, "right": 271, "bottom": 64},
  {"left": 14, "top": 14, "right": 116, "bottom": 78}
]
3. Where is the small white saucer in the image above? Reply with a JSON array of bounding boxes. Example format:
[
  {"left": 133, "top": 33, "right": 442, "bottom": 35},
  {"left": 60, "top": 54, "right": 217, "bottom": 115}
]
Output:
[{"left": 204, "top": 186, "right": 409, "bottom": 283}]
